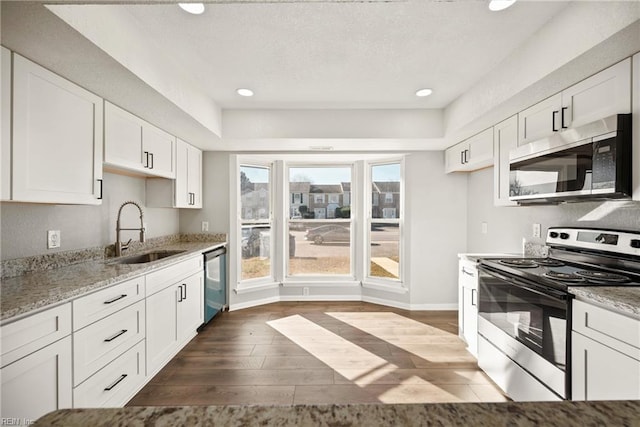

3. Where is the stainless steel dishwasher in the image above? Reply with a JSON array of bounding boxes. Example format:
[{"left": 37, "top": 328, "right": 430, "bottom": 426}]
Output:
[{"left": 202, "top": 246, "right": 227, "bottom": 326}]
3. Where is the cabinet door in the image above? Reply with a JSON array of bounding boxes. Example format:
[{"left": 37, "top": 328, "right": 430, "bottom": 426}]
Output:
[
  {"left": 1, "top": 336, "right": 72, "bottom": 421},
  {"left": 142, "top": 123, "right": 175, "bottom": 179},
  {"left": 177, "top": 272, "right": 204, "bottom": 343},
  {"left": 465, "top": 127, "right": 493, "bottom": 171},
  {"left": 104, "top": 101, "right": 144, "bottom": 173},
  {"left": 187, "top": 144, "right": 202, "bottom": 208},
  {"left": 12, "top": 54, "right": 103, "bottom": 204},
  {"left": 517, "top": 93, "right": 562, "bottom": 146},
  {"left": 572, "top": 332, "right": 640, "bottom": 400},
  {"left": 493, "top": 115, "right": 518, "bottom": 206},
  {"left": 462, "top": 286, "right": 478, "bottom": 357},
  {"left": 562, "top": 58, "right": 631, "bottom": 129},
  {"left": 174, "top": 139, "right": 190, "bottom": 208},
  {"left": 1, "top": 47, "right": 11, "bottom": 200},
  {"left": 146, "top": 284, "right": 178, "bottom": 376},
  {"left": 444, "top": 142, "right": 467, "bottom": 173}
]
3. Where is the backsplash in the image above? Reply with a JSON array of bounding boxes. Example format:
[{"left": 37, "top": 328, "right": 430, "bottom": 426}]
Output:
[{"left": 1, "top": 233, "right": 226, "bottom": 279}]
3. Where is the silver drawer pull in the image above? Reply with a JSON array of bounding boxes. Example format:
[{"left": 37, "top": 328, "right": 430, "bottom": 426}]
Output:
[
  {"left": 104, "top": 374, "right": 128, "bottom": 391},
  {"left": 462, "top": 268, "right": 475, "bottom": 277},
  {"left": 104, "top": 329, "right": 127, "bottom": 342},
  {"left": 104, "top": 294, "right": 127, "bottom": 304}
]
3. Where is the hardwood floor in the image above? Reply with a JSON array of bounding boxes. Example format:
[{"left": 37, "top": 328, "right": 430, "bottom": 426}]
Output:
[{"left": 128, "top": 302, "right": 507, "bottom": 406}]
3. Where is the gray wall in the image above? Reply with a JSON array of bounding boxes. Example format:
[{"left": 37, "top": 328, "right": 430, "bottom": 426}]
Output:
[
  {"left": 179, "top": 152, "right": 230, "bottom": 236},
  {"left": 1, "top": 172, "right": 179, "bottom": 260},
  {"left": 466, "top": 167, "right": 640, "bottom": 254}
]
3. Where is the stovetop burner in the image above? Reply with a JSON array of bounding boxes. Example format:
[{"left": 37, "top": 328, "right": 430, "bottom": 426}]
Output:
[
  {"left": 499, "top": 259, "right": 538, "bottom": 268},
  {"left": 575, "top": 270, "right": 630, "bottom": 283},
  {"left": 536, "top": 259, "right": 565, "bottom": 267},
  {"left": 543, "top": 271, "right": 585, "bottom": 283}
]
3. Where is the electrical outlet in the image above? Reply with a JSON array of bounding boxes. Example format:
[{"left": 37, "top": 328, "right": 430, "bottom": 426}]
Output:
[
  {"left": 303, "top": 287, "right": 309, "bottom": 296},
  {"left": 47, "top": 230, "right": 61, "bottom": 249},
  {"left": 532, "top": 223, "right": 541, "bottom": 238},
  {"left": 201, "top": 221, "right": 209, "bottom": 232},
  {"left": 481, "top": 222, "right": 488, "bottom": 234}
]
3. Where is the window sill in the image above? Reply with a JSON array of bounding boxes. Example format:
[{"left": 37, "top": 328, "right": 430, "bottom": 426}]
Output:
[
  {"left": 362, "top": 281, "right": 408, "bottom": 294},
  {"left": 234, "top": 282, "right": 281, "bottom": 294}
]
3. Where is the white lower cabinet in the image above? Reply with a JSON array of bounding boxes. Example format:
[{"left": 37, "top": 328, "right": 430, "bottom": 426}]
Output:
[
  {"left": 73, "top": 340, "right": 146, "bottom": 408},
  {"left": 571, "top": 300, "right": 640, "bottom": 400},
  {"left": 458, "top": 257, "right": 479, "bottom": 358},
  {"left": 0, "top": 336, "right": 72, "bottom": 422},
  {"left": 147, "top": 270, "right": 203, "bottom": 376}
]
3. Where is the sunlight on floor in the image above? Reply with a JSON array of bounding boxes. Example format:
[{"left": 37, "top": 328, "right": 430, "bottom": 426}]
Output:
[
  {"left": 326, "top": 312, "right": 474, "bottom": 365},
  {"left": 267, "top": 314, "right": 469, "bottom": 403}
]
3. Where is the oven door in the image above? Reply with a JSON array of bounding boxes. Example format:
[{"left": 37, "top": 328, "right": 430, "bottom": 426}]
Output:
[
  {"left": 509, "top": 140, "right": 594, "bottom": 202},
  {"left": 478, "top": 266, "right": 570, "bottom": 399}
]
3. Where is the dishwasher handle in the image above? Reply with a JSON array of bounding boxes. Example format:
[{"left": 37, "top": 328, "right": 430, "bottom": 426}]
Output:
[{"left": 204, "top": 246, "right": 226, "bottom": 260}]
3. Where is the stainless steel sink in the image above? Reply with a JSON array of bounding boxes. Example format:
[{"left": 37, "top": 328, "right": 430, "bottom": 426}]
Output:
[{"left": 109, "top": 250, "right": 186, "bottom": 265}]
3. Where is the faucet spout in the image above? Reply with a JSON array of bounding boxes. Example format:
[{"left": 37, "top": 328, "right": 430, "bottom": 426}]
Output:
[{"left": 115, "top": 201, "right": 145, "bottom": 257}]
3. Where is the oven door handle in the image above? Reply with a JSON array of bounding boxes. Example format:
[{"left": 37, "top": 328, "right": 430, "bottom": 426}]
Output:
[{"left": 480, "top": 266, "right": 569, "bottom": 302}]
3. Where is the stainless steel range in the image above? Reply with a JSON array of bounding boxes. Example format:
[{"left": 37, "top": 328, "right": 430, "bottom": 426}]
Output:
[{"left": 477, "top": 227, "right": 640, "bottom": 401}]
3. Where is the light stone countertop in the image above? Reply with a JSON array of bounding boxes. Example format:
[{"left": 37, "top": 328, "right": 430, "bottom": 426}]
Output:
[
  {"left": 0, "top": 241, "right": 226, "bottom": 323},
  {"left": 34, "top": 401, "right": 640, "bottom": 427},
  {"left": 569, "top": 286, "right": 640, "bottom": 318}
]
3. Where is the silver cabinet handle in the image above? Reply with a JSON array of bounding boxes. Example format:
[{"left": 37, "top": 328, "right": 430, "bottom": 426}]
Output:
[
  {"left": 461, "top": 268, "right": 475, "bottom": 277},
  {"left": 104, "top": 329, "right": 127, "bottom": 342},
  {"left": 471, "top": 288, "right": 477, "bottom": 306},
  {"left": 104, "top": 374, "right": 128, "bottom": 391}
]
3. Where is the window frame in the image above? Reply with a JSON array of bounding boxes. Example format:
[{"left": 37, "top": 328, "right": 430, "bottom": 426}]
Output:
[
  {"left": 238, "top": 162, "right": 275, "bottom": 287},
  {"left": 365, "top": 159, "right": 404, "bottom": 286},
  {"left": 285, "top": 163, "right": 356, "bottom": 281}
]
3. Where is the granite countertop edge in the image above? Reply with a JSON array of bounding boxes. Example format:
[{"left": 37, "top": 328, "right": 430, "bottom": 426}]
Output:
[
  {"left": 34, "top": 401, "right": 640, "bottom": 427},
  {"left": 0, "top": 241, "right": 227, "bottom": 323},
  {"left": 569, "top": 286, "right": 640, "bottom": 318}
]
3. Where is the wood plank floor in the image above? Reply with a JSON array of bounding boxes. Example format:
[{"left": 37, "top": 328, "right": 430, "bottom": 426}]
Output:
[{"left": 128, "top": 302, "right": 507, "bottom": 406}]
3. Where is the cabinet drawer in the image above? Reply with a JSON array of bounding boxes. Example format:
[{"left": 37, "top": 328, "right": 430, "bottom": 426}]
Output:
[
  {"left": 459, "top": 259, "right": 478, "bottom": 290},
  {"left": 73, "top": 340, "right": 145, "bottom": 408},
  {"left": 146, "top": 255, "right": 203, "bottom": 296},
  {"left": 73, "top": 276, "right": 145, "bottom": 331},
  {"left": 1, "top": 303, "right": 71, "bottom": 367},
  {"left": 73, "top": 300, "right": 145, "bottom": 386},
  {"left": 573, "top": 300, "right": 640, "bottom": 356}
]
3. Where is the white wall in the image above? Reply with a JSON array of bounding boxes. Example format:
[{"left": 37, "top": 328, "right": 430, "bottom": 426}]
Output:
[
  {"left": 466, "top": 168, "right": 640, "bottom": 255},
  {"left": 1, "top": 172, "right": 179, "bottom": 260},
  {"left": 405, "top": 152, "right": 467, "bottom": 309}
]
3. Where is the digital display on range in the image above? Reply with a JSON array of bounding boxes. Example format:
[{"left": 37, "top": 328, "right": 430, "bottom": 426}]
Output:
[{"left": 577, "top": 231, "right": 618, "bottom": 246}]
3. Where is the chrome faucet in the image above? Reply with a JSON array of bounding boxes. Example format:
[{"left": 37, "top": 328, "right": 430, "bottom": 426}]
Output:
[{"left": 115, "top": 201, "right": 145, "bottom": 257}]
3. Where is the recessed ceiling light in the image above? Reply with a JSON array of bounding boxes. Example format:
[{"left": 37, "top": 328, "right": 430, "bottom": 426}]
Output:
[
  {"left": 489, "top": 0, "right": 517, "bottom": 12},
  {"left": 236, "top": 88, "right": 254, "bottom": 97},
  {"left": 178, "top": 3, "right": 205, "bottom": 15},
  {"left": 415, "top": 88, "right": 433, "bottom": 97}
]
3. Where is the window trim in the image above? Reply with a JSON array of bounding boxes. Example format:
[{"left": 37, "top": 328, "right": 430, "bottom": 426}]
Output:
[
  {"left": 237, "top": 162, "right": 275, "bottom": 288},
  {"left": 366, "top": 158, "right": 404, "bottom": 286},
  {"left": 284, "top": 163, "right": 356, "bottom": 281}
]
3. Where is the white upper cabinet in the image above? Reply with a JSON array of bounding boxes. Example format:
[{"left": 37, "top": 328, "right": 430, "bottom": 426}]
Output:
[
  {"left": 147, "top": 138, "right": 202, "bottom": 209},
  {"left": 1, "top": 47, "right": 11, "bottom": 200},
  {"left": 518, "top": 58, "right": 631, "bottom": 146},
  {"left": 5, "top": 53, "right": 103, "bottom": 204},
  {"left": 445, "top": 127, "right": 493, "bottom": 173},
  {"left": 104, "top": 101, "right": 176, "bottom": 179},
  {"left": 633, "top": 53, "right": 640, "bottom": 202},
  {"left": 493, "top": 115, "right": 518, "bottom": 207}
]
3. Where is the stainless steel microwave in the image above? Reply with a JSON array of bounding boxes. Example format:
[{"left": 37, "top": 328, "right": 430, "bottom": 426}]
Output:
[{"left": 509, "top": 114, "right": 632, "bottom": 204}]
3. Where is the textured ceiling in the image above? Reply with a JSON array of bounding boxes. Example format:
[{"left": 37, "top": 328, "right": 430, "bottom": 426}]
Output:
[{"left": 57, "top": 1, "right": 569, "bottom": 109}]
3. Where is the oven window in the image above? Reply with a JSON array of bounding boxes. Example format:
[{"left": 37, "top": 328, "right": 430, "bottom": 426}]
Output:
[
  {"left": 478, "top": 272, "right": 567, "bottom": 370},
  {"left": 510, "top": 143, "right": 593, "bottom": 197}
]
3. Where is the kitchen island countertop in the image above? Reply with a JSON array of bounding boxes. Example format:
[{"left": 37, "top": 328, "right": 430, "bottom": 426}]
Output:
[{"left": 35, "top": 401, "right": 640, "bottom": 427}]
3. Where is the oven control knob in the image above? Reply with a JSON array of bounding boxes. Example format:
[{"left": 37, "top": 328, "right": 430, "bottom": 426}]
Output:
[
  {"left": 560, "top": 233, "right": 570, "bottom": 240},
  {"left": 630, "top": 239, "right": 640, "bottom": 249},
  {"left": 549, "top": 232, "right": 559, "bottom": 238}
]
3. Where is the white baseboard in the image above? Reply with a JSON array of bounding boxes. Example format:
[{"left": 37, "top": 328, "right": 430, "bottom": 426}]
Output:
[
  {"left": 229, "top": 296, "right": 280, "bottom": 311},
  {"left": 409, "top": 303, "right": 458, "bottom": 311},
  {"left": 362, "top": 295, "right": 411, "bottom": 310},
  {"left": 280, "top": 294, "right": 362, "bottom": 302}
]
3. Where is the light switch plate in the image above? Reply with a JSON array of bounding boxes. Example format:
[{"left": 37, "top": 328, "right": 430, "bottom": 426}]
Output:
[
  {"left": 481, "top": 222, "right": 488, "bottom": 234},
  {"left": 202, "top": 221, "right": 209, "bottom": 232},
  {"left": 47, "top": 230, "right": 61, "bottom": 249}
]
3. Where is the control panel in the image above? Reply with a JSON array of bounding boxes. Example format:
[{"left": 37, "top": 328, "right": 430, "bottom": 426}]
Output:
[{"left": 547, "top": 227, "right": 640, "bottom": 257}]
